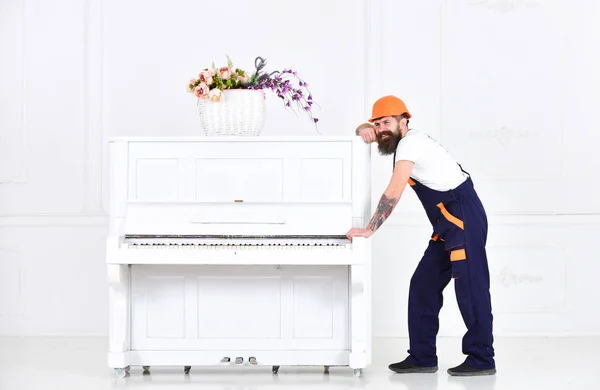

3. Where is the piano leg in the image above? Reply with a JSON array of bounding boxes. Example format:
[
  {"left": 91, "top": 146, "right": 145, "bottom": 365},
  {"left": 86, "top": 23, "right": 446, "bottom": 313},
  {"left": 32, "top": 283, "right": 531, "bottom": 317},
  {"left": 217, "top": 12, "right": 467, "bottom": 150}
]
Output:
[
  {"left": 349, "top": 237, "right": 371, "bottom": 377},
  {"left": 107, "top": 264, "right": 131, "bottom": 377}
]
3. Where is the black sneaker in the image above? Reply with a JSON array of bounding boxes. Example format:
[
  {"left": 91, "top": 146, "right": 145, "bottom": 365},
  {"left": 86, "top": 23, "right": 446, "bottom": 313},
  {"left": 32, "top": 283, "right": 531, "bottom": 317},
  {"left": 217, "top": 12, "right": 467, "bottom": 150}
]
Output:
[
  {"left": 447, "top": 362, "right": 496, "bottom": 376},
  {"left": 389, "top": 358, "right": 438, "bottom": 373}
]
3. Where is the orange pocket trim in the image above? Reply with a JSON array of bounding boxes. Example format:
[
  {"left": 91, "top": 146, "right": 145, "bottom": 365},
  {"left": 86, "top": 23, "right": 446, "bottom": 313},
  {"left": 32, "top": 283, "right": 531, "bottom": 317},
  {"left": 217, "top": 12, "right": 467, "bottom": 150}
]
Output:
[
  {"left": 437, "top": 202, "right": 464, "bottom": 230},
  {"left": 450, "top": 248, "right": 466, "bottom": 261},
  {"left": 408, "top": 178, "right": 416, "bottom": 186}
]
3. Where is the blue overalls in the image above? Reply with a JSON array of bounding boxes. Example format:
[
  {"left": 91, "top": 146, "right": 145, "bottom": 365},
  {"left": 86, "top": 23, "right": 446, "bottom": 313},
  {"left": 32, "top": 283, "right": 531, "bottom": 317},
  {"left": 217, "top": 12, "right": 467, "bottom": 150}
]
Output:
[{"left": 401, "top": 162, "right": 495, "bottom": 370}]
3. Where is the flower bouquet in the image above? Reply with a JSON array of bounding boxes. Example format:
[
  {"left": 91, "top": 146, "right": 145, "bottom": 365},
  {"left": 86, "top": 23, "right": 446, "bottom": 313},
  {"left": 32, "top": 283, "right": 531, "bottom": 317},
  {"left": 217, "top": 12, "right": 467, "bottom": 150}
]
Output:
[{"left": 187, "top": 56, "right": 318, "bottom": 135}]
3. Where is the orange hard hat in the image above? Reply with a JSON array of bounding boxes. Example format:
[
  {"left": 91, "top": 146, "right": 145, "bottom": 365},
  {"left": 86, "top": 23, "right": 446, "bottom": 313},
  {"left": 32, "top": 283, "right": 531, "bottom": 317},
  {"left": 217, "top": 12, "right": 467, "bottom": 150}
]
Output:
[{"left": 368, "top": 95, "right": 411, "bottom": 122}]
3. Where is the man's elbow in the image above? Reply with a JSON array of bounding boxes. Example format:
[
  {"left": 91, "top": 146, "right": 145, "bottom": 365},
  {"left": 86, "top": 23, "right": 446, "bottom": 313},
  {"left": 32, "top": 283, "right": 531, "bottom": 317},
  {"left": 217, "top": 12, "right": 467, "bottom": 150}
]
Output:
[{"left": 384, "top": 185, "right": 404, "bottom": 200}]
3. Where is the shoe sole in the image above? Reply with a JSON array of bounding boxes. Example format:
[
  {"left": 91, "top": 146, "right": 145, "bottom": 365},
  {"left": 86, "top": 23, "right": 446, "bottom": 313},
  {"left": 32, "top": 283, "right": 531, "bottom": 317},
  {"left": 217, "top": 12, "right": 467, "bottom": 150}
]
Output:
[
  {"left": 389, "top": 366, "right": 438, "bottom": 374},
  {"left": 447, "top": 368, "right": 496, "bottom": 376}
]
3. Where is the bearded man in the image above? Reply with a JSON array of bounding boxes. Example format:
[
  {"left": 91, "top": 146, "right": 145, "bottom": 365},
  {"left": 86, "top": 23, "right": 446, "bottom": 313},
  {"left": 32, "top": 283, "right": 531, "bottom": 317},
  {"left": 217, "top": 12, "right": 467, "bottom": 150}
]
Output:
[{"left": 347, "top": 95, "right": 496, "bottom": 377}]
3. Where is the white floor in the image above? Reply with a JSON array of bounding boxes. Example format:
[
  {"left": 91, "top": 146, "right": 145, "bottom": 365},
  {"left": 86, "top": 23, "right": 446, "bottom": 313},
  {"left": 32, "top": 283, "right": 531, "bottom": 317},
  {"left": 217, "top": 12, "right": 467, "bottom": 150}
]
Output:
[{"left": 0, "top": 336, "right": 597, "bottom": 390}]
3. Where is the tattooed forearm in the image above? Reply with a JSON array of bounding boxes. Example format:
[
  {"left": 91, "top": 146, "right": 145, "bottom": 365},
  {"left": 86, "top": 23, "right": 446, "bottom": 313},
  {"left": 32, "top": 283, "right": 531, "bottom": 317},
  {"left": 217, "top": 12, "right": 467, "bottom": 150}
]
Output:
[{"left": 367, "top": 194, "right": 398, "bottom": 232}]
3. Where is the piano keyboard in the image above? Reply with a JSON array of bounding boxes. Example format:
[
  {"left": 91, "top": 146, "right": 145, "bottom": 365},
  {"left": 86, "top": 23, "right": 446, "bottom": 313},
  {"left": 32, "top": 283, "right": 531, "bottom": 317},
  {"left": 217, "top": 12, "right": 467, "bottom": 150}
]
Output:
[
  {"left": 113, "top": 234, "right": 358, "bottom": 265},
  {"left": 124, "top": 234, "right": 350, "bottom": 248}
]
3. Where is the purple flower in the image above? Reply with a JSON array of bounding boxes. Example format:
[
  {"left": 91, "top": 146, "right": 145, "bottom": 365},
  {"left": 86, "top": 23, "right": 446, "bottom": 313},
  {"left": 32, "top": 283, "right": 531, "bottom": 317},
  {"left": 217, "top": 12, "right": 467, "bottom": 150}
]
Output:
[{"left": 247, "top": 57, "right": 319, "bottom": 127}]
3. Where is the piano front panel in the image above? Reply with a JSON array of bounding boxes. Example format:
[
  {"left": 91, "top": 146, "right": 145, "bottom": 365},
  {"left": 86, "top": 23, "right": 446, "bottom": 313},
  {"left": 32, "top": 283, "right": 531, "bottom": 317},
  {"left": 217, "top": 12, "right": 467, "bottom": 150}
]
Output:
[
  {"left": 130, "top": 264, "right": 349, "bottom": 351},
  {"left": 196, "top": 275, "right": 283, "bottom": 339},
  {"left": 300, "top": 158, "right": 344, "bottom": 201},
  {"left": 195, "top": 158, "right": 283, "bottom": 202},
  {"left": 291, "top": 275, "right": 335, "bottom": 339},
  {"left": 127, "top": 141, "right": 351, "bottom": 203},
  {"left": 145, "top": 275, "right": 186, "bottom": 339},
  {"left": 135, "top": 158, "right": 180, "bottom": 201}
]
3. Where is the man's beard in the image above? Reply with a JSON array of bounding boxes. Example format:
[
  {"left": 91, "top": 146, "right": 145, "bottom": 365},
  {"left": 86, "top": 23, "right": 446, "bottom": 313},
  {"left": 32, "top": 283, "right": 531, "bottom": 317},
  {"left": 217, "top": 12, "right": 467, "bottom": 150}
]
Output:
[{"left": 376, "top": 130, "right": 402, "bottom": 155}]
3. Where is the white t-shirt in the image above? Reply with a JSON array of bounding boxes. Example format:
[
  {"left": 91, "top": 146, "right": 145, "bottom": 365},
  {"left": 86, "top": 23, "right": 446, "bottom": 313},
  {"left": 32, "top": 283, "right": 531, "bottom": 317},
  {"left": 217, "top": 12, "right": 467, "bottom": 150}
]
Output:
[{"left": 394, "top": 129, "right": 468, "bottom": 191}]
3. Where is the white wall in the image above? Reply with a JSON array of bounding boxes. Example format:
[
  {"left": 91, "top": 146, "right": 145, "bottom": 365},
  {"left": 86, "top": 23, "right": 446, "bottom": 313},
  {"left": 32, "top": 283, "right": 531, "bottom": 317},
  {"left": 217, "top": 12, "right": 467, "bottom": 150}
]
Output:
[
  {"left": 369, "top": 0, "right": 600, "bottom": 339},
  {"left": 1, "top": 0, "right": 599, "bottom": 339}
]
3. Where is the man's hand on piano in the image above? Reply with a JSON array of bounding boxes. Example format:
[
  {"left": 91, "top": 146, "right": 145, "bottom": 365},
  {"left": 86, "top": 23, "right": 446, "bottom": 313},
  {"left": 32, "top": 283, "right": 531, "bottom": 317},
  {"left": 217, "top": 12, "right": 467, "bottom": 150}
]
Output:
[{"left": 345, "top": 227, "right": 373, "bottom": 242}]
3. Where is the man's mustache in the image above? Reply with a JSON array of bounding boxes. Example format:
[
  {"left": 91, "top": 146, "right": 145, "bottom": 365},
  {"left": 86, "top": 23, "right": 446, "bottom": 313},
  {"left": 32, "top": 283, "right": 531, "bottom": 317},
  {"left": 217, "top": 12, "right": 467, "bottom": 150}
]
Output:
[{"left": 377, "top": 130, "right": 394, "bottom": 141}]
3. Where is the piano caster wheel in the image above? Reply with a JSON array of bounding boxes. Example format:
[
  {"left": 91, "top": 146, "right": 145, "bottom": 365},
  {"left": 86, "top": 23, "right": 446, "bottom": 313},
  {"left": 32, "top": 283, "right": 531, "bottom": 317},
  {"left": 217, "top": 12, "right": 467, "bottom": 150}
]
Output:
[
  {"left": 324, "top": 365, "right": 330, "bottom": 374},
  {"left": 184, "top": 366, "right": 191, "bottom": 374},
  {"left": 124, "top": 366, "right": 130, "bottom": 373},
  {"left": 142, "top": 366, "right": 150, "bottom": 373},
  {"left": 249, "top": 357, "right": 257, "bottom": 365},
  {"left": 272, "top": 365, "right": 280, "bottom": 374},
  {"left": 353, "top": 368, "right": 363, "bottom": 377},
  {"left": 114, "top": 368, "right": 127, "bottom": 378}
]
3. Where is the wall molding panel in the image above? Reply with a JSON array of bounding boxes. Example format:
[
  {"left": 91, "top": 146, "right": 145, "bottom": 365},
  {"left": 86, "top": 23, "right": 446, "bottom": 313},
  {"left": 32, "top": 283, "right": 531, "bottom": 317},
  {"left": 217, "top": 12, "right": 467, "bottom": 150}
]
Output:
[
  {"left": 84, "top": 0, "right": 107, "bottom": 215},
  {"left": 0, "top": 0, "right": 28, "bottom": 183},
  {"left": 0, "top": 215, "right": 108, "bottom": 227},
  {"left": 0, "top": 248, "right": 24, "bottom": 318}
]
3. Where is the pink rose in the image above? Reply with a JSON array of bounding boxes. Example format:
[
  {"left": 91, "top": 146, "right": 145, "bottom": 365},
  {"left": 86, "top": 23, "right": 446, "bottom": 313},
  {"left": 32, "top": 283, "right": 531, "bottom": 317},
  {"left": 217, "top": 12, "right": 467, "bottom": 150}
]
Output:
[
  {"left": 208, "top": 88, "right": 223, "bottom": 102},
  {"left": 219, "top": 67, "right": 231, "bottom": 80},
  {"left": 194, "top": 82, "right": 209, "bottom": 98},
  {"left": 198, "top": 70, "right": 213, "bottom": 86},
  {"left": 187, "top": 78, "right": 197, "bottom": 92}
]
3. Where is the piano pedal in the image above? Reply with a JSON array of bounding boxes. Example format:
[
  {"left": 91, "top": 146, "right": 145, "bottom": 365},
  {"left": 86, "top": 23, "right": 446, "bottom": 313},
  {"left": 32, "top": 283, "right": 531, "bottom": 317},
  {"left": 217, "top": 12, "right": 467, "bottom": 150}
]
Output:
[
  {"left": 220, "top": 357, "right": 231, "bottom": 364},
  {"left": 235, "top": 357, "right": 243, "bottom": 365},
  {"left": 249, "top": 357, "right": 257, "bottom": 365}
]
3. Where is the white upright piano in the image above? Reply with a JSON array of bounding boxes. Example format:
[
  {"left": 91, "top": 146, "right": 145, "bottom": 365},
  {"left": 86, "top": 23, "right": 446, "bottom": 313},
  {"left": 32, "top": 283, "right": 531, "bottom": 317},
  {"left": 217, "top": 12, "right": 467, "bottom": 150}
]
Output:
[{"left": 106, "top": 136, "right": 372, "bottom": 378}]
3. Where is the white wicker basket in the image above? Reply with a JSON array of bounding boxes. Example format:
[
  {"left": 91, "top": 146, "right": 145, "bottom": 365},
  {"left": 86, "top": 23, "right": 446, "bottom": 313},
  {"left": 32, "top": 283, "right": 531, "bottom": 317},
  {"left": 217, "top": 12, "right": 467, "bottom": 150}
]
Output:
[{"left": 197, "top": 89, "right": 266, "bottom": 136}]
